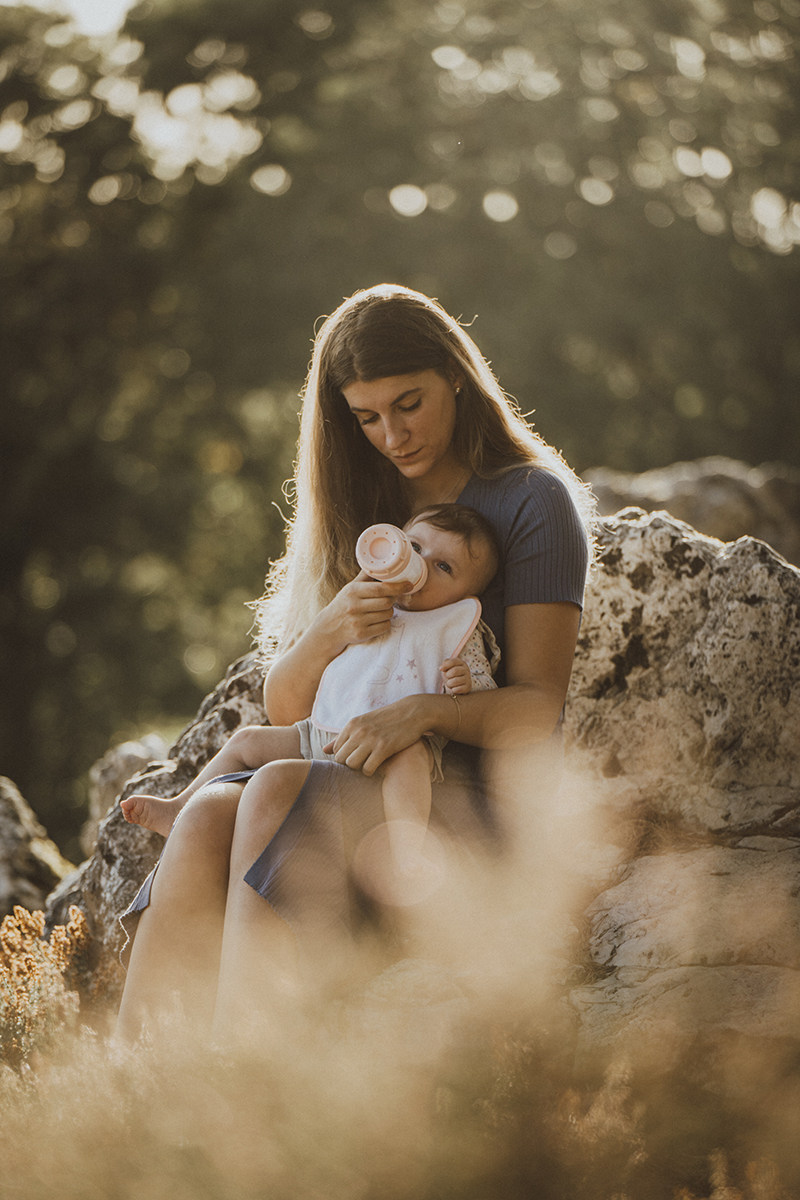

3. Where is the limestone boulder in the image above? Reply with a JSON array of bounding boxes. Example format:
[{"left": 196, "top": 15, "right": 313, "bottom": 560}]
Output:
[
  {"left": 570, "top": 965, "right": 800, "bottom": 1076},
  {"left": 80, "top": 732, "right": 169, "bottom": 857},
  {"left": 42, "top": 509, "right": 800, "bottom": 1067},
  {"left": 46, "top": 654, "right": 267, "bottom": 994},
  {"left": 585, "top": 844, "right": 800, "bottom": 973},
  {"left": 563, "top": 512, "right": 800, "bottom": 1070},
  {"left": 0, "top": 776, "right": 73, "bottom": 919},
  {"left": 583, "top": 457, "right": 800, "bottom": 567},
  {"left": 565, "top": 509, "right": 800, "bottom": 836}
]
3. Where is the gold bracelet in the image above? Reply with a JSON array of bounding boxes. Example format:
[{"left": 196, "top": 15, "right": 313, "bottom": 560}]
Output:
[{"left": 450, "top": 693, "right": 462, "bottom": 737}]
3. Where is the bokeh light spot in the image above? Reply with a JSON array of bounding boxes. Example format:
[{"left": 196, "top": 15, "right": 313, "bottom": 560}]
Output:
[
  {"left": 250, "top": 165, "right": 291, "bottom": 195},
  {"left": 166, "top": 85, "right": 203, "bottom": 117},
  {"left": 389, "top": 185, "right": 428, "bottom": 217},
  {"left": 425, "top": 183, "right": 457, "bottom": 211},
  {"left": 431, "top": 45, "right": 466, "bottom": 69},
  {"left": 122, "top": 554, "right": 171, "bottom": 595},
  {"left": 60, "top": 220, "right": 90, "bottom": 247},
  {"left": 584, "top": 97, "right": 619, "bottom": 122},
  {"left": 297, "top": 10, "right": 334, "bottom": 38},
  {"left": 644, "top": 201, "right": 674, "bottom": 227},
  {"left": 482, "top": 190, "right": 518, "bottom": 222},
  {"left": 197, "top": 441, "right": 244, "bottom": 474},
  {"left": 751, "top": 187, "right": 786, "bottom": 228},
  {"left": 674, "top": 148, "right": 703, "bottom": 177},
  {"left": 159, "top": 348, "right": 191, "bottom": 378},
  {"left": 53, "top": 99, "right": 93, "bottom": 130},
  {"left": 519, "top": 70, "right": 561, "bottom": 100},
  {"left": 29, "top": 576, "right": 60, "bottom": 610},
  {"left": 701, "top": 148, "right": 732, "bottom": 179},
  {"left": 88, "top": 175, "right": 122, "bottom": 205},
  {"left": 47, "top": 65, "right": 85, "bottom": 96},
  {"left": 184, "top": 644, "right": 218, "bottom": 675},
  {"left": 578, "top": 178, "right": 613, "bottom": 206},
  {"left": 544, "top": 231, "right": 577, "bottom": 259},
  {"left": 0, "top": 121, "right": 24, "bottom": 153},
  {"left": 696, "top": 208, "right": 727, "bottom": 235},
  {"left": 669, "top": 118, "right": 696, "bottom": 143},
  {"left": 46, "top": 622, "right": 77, "bottom": 657},
  {"left": 674, "top": 384, "right": 705, "bottom": 418}
]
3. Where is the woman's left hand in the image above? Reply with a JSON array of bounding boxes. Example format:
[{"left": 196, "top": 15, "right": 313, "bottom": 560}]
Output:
[{"left": 323, "top": 696, "right": 436, "bottom": 776}]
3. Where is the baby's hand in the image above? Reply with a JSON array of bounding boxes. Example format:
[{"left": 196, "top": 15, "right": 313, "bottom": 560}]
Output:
[{"left": 441, "top": 657, "right": 472, "bottom": 695}]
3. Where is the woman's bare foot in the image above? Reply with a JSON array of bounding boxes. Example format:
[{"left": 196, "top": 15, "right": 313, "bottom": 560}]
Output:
[{"left": 120, "top": 794, "right": 184, "bottom": 837}]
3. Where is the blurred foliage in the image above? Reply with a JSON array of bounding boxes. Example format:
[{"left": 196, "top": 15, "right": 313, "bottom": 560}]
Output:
[
  {"left": 0, "top": 904, "right": 87, "bottom": 1068},
  {"left": 0, "top": 0, "right": 798, "bottom": 853}
]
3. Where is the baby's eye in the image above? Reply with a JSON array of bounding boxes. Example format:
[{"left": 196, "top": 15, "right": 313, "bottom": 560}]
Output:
[
  {"left": 410, "top": 540, "right": 421, "bottom": 553},
  {"left": 436, "top": 561, "right": 452, "bottom": 575}
]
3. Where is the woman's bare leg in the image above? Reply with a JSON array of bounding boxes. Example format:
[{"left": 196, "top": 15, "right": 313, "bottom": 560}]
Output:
[
  {"left": 212, "top": 760, "right": 314, "bottom": 1044},
  {"left": 121, "top": 726, "right": 302, "bottom": 837},
  {"left": 115, "top": 780, "right": 247, "bottom": 1042}
]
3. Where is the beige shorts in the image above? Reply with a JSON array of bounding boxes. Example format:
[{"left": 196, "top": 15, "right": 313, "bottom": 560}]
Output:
[{"left": 295, "top": 719, "right": 445, "bottom": 783}]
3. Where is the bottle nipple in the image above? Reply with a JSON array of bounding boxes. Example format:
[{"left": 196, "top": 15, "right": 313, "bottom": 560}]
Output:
[{"left": 355, "top": 524, "right": 427, "bottom": 592}]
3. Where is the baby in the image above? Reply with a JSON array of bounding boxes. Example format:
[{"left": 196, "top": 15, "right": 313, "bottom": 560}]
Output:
[{"left": 122, "top": 503, "right": 500, "bottom": 885}]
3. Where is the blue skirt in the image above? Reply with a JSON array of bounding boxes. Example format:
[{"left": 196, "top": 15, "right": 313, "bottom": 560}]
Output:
[{"left": 118, "top": 738, "right": 560, "bottom": 966}]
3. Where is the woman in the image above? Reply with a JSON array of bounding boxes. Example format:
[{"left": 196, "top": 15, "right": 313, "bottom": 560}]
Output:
[{"left": 116, "top": 284, "right": 593, "bottom": 1043}]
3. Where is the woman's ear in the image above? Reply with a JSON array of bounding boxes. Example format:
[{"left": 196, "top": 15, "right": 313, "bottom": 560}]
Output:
[{"left": 446, "top": 364, "right": 465, "bottom": 394}]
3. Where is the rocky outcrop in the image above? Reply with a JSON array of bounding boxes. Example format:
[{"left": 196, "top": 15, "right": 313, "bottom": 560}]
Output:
[
  {"left": 584, "top": 457, "right": 800, "bottom": 567},
  {"left": 563, "top": 509, "right": 800, "bottom": 1077},
  {"left": 42, "top": 509, "right": 800, "bottom": 1074},
  {"left": 80, "top": 733, "right": 169, "bottom": 857},
  {"left": 46, "top": 654, "right": 267, "bottom": 995},
  {"left": 565, "top": 510, "right": 800, "bottom": 837},
  {"left": 0, "top": 777, "right": 73, "bottom": 919}
]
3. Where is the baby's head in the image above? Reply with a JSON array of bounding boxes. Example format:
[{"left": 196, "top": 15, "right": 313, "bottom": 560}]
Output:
[{"left": 397, "top": 504, "right": 500, "bottom": 613}]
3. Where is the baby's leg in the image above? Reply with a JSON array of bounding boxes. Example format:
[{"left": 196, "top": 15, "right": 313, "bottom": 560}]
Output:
[
  {"left": 120, "top": 725, "right": 303, "bottom": 837},
  {"left": 381, "top": 739, "right": 434, "bottom": 877}
]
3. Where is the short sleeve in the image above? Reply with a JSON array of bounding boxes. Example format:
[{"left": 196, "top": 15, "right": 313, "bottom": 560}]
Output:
[
  {"left": 458, "top": 467, "right": 589, "bottom": 669},
  {"left": 499, "top": 470, "right": 589, "bottom": 609}
]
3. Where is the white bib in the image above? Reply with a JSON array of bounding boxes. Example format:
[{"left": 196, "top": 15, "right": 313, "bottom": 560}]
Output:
[{"left": 311, "top": 597, "right": 481, "bottom": 733}]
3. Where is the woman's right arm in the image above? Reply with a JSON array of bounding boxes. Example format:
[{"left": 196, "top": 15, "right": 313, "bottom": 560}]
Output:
[{"left": 263, "top": 573, "right": 408, "bottom": 726}]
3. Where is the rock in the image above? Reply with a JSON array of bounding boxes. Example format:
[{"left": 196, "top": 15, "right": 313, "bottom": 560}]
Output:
[
  {"left": 0, "top": 776, "right": 74, "bottom": 919},
  {"left": 585, "top": 845, "right": 800, "bottom": 972},
  {"left": 565, "top": 510, "right": 800, "bottom": 836},
  {"left": 42, "top": 511, "right": 800, "bottom": 1073},
  {"left": 570, "top": 965, "right": 800, "bottom": 1075},
  {"left": 46, "top": 654, "right": 267, "bottom": 998},
  {"left": 563, "top": 510, "right": 800, "bottom": 1074},
  {"left": 81, "top": 732, "right": 170, "bottom": 857},
  {"left": 583, "top": 457, "right": 800, "bottom": 568}
]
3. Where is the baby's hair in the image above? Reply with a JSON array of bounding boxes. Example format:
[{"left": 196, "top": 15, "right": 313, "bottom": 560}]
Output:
[{"left": 404, "top": 504, "right": 501, "bottom": 594}]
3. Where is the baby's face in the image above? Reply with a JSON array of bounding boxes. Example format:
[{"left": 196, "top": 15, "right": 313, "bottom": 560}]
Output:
[{"left": 396, "top": 520, "right": 491, "bottom": 613}]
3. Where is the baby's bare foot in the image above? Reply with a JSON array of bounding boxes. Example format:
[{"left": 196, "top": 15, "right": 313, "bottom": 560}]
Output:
[{"left": 120, "top": 794, "right": 183, "bottom": 837}]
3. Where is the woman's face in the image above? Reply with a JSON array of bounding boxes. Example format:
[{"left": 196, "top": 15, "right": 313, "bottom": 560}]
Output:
[{"left": 342, "top": 369, "right": 462, "bottom": 483}]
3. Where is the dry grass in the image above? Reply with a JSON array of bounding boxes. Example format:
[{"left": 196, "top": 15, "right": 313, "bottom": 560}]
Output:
[
  {"left": 2, "top": 768, "right": 799, "bottom": 1200},
  {"left": 0, "top": 900, "right": 797, "bottom": 1200},
  {"left": 0, "top": 904, "right": 88, "bottom": 1070}
]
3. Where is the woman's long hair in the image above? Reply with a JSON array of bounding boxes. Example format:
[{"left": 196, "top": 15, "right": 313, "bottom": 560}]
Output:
[{"left": 255, "top": 284, "right": 595, "bottom": 653}]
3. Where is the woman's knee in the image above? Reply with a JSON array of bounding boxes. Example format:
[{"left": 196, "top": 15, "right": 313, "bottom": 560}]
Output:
[
  {"left": 175, "top": 783, "right": 242, "bottom": 843},
  {"left": 237, "top": 760, "right": 312, "bottom": 821}
]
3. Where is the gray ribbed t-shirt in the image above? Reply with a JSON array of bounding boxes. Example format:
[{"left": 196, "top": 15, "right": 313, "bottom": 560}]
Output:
[{"left": 458, "top": 466, "right": 589, "bottom": 686}]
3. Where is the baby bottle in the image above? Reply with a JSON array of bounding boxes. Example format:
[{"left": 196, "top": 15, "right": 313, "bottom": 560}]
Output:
[{"left": 355, "top": 524, "right": 428, "bottom": 593}]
